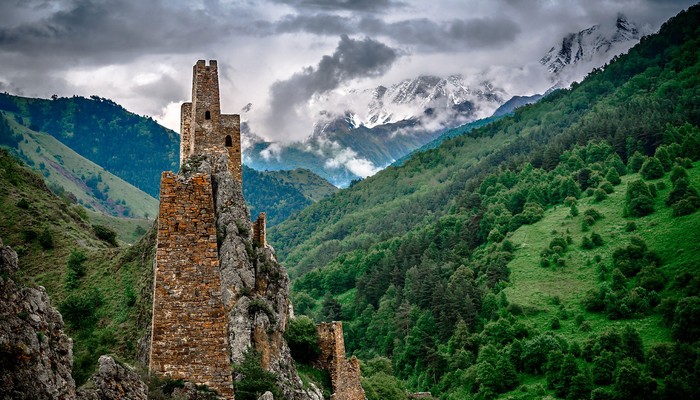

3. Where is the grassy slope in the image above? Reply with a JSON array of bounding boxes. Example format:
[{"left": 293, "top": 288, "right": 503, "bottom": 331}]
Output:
[
  {"left": 3, "top": 112, "right": 158, "bottom": 220},
  {"left": 504, "top": 162, "right": 700, "bottom": 350},
  {"left": 262, "top": 168, "right": 338, "bottom": 201},
  {"left": 0, "top": 149, "right": 154, "bottom": 382}
]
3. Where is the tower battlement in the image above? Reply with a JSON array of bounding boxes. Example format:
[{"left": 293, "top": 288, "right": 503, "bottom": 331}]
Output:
[{"left": 180, "top": 60, "right": 242, "bottom": 181}]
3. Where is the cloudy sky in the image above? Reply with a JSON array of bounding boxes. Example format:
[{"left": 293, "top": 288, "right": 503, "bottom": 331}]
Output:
[{"left": 0, "top": 0, "right": 695, "bottom": 142}]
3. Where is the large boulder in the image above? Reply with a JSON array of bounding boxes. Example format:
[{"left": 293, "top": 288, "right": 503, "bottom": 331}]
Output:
[{"left": 0, "top": 239, "right": 76, "bottom": 400}]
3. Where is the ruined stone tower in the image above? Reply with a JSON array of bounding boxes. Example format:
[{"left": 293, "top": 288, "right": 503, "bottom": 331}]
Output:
[
  {"left": 150, "top": 60, "right": 241, "bottom": 398},
  {"left": 316, "top": 322, "right": 366, "bottom": 400},
  {"left": 180, "top": 60, "right": 242, "bottom": 181}
]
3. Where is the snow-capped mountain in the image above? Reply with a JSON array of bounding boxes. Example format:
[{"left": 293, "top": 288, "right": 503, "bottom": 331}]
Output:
[
  {"left": 336, "top": 75, "right": 505, "bottom": 130},
  {"left": 541, "top": 14, "right": 642, "bottom": 83},
  {"left": 242, "top": 15, "right": 645, "bottom": 188}
]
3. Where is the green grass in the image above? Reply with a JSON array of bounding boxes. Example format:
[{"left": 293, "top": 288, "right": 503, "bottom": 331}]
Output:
[
  {"left": 263, "top": 168, "right": 338, "bottom": 202},
  {"left": 4, "top": 113, "right": 157, "bottom": 219},
  {"left": 88, "top": 211, "right": 151, "bottom": 244},
  {"left": 0, "top": 150, "right": 154, "bottom": 383},
  {"left": 504, "top": 161, "right": 700, "bottom": 349}
]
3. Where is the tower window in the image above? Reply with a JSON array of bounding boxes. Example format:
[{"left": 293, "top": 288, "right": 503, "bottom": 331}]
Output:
[
  {"left": 225, "top": 135, "right": 233, "bottom": 147},
  {"left": 205, "top": 110, "right": 211, "bottom": 120}
]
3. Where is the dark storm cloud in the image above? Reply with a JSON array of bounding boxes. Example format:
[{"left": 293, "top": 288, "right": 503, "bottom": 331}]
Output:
[
  {"left": 0, "top": 0, "right": 240, "bottom": 63},
  {"left": 274, "top": 0, "right": 402, "bottom": 12},
  {"left": 273, "top": 14, "right": 520, "bottom": 51},
  {"left": 276, "top": 14, "right": 356, "bottom": 36},
  {"left": 265, "top": 35, "right": 400, "bottom": 136}
]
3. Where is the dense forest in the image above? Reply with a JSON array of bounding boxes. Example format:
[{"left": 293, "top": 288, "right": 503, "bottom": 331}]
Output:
[{"left": 271, "top": 5, "right": 700, "bottom": 399}]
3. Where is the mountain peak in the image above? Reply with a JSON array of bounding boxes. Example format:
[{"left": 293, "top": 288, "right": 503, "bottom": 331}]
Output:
[{"left": 540, "top": 13, "right": 641, "bottom": 79}]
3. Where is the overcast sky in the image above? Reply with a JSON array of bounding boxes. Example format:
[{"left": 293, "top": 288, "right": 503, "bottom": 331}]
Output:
[{"left": 0, "top": 0, "right": 695, "bottom": 141}]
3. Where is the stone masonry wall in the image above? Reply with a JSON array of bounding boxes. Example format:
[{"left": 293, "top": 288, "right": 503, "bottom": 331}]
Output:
[
  {"left": 180, "top": 60, "right": 242, "bottom": 182},
  {"left": 150, "top": 172, "right": 233, "bottom": 399},
  {"left": 253, "top": 212, "right": 266, "bottom": 246},
  {"left": 316, "top": 322, "right": 366, "bottom": 400},
  {"left": 180, "top": 102, "right": 193, "bottom": 167}
]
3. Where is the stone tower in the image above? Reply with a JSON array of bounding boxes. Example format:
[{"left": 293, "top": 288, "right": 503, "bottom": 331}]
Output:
[
  {"left": 180, "top": 60, "right": 242, "bottom": 181},
  {"left": 150, "top": 60, "right": 242, "bottom": 399}
]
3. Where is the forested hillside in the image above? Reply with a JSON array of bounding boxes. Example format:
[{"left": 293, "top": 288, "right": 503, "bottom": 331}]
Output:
[
  {"left": 272, "top": 5, "right": 700, "bottom": 399},
  {"left": 243, "top": 165, "right": 337, "bottom": 226},
  {"left": 0, "top": 93, "right": 336, "bottom": 226},
  {"left": 0, "top": 94, "right": 179, "bottom": 198}
]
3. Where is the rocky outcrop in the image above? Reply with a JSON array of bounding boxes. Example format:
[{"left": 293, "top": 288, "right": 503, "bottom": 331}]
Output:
[
  {"left": 76, "top": 356, "right": 148, "bottom": 400},
  {"left": 180, "top": 154, "right": 323, "bottom": 400},
  {"left": 0, "top": 239, "right": 76, "bottom": 400}
]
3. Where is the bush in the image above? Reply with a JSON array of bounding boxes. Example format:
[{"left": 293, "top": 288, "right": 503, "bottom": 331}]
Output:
[
  {"left": 38, "top": 227, "right": 54, "bottom": 250},
  {"left": 591, "top": 232, "right": 604, "bottom": 247},
  {"left": 232, "top": 348, "right": 283, "bottom": 400},
  {"left": 640, "top": 157, "right": 664, "bottom": 180},
  {"left": 284, "top": 316, "right": 321, "bottom": 364},
  {"left": 627, "top": 151, "right": 645, "bottom": 173},
  {"left": 625, "top": 221, "right": 637, "bottom": 232},
  {"left": 65, "top": 249, "right": 87, "bottom": 289},
  {"left": 93, "top": 224, "right": 118, "bottom": 246},
  {"left": 551, "top": 317, "right": 561, "bottom": 330},
  {"left": 362, "top": 373, "right": 405, "bottom": 400},
  {"left": 601, "top": 181, "right": 615, "bottom": 194},
  {"left": 16, "top": 198, "right": 29, "bottom": 209},
  {"left": 625, "top": 180, "right": 654, "bottom": 217},
  {"left": 606, "top": 168, "right": 621, "bottom": 185},
  {"left": 671, "top": 296, "right": 700, "bottom": 342},
  {"left": 594, "top": 188, "right": 608, "bottom": 202},
  {"left": 673, "top": 198, "right": 699, "bottom": 216},
  {"left": 59, "top": 289, "right": 103, "bottom": 330}
]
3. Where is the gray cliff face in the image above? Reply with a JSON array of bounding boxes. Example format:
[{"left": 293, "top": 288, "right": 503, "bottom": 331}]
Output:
[
  {"left": 183, "top": 154, "right": 322, "bottom": 400},
  {"left": 76, "top": 356, "right": 148, "bottom": 400},
  {"left": 0, "top": 239, "right": 76, "bottom": 400}
]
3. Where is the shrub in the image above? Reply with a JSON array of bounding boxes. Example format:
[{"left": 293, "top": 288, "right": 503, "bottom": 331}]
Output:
[
  {"left": 284, "top": 316, "right": 321, "bottom": 364},
  {"left": 232, "top": 348, "right": 283, "bottom": 400},
  {"left": 673, "top": 198, "right": 699, "bottom": 216},
  {"left": 591, "top": 232, "right": 604, "bottom": 247},
  {"left": 59, "top": 289, "right": 103, "bottom": 330},
  {"left": 584, "top": 208, "right": 603, "bottom": 221},
  {"left": 569, "top": 203, "right": 579, "bottom": 217},
  {"left": 671, "top": 296, "right": 700, "bottom": 342},
  {"left": 67, "top": 249, "right": 87, "bottom": 277},
  {"left": 594, "top": 188, "right": 608, "bottom": 202},
  {"left": 93, "top": 224, "right": 118, "bottom": 246},
  {"left": 625, "top": 180, "right": 654, "bottom": 217},
  {"left": 640, "top": 157, "right": 664, "bottom": 180},
  {"left": 625, "top": 221, "right": 637, "bottom": 232},
  {"left": 670, "top": 165, "right": 689, "bottom": 183},
  {"left": 38, "top": 227, "right": 54, "bottom": 250},
  {"left": 581, "top": 236, "right": 594, "bottom": 249},
  {"left": 627, "top": 151, "right": 644, "bottom": 173},
  {"left": 551, "top": 317, "right": 561, "bottom": 330},
  {"left": 16, "top": 198, "right": 29, "bottom": 209},
  {"left": 601, "top": 181, "right": 615, "bottom": 194},
  {"left": 654, "top": 147, "right": 673, "bottom": 171},
  {"left": 361, "top": 373, "right": 405, "bottom": 400},
  {"left": 606, "top": 168, "right": 622, "bottom": 185}
]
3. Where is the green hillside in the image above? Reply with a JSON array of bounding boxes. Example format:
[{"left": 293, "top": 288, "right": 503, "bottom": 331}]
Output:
[
  {"left": 0, "top": 110, "right": 157, "bottom": 220},
  {"left": 271, "top": 5, "right": 700, "bottom": 399},
  {"left": 262, "top": 168, "right": 338, "bottom": 202},
  {"left": 243, "top": 165, "right": 337, "bottom": 226},
  {"left": 0, "top": 94, "right": 179, "bottom": 198},
  {"left": 0, "top": 149, "right": 154, "bottom": 384}
]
